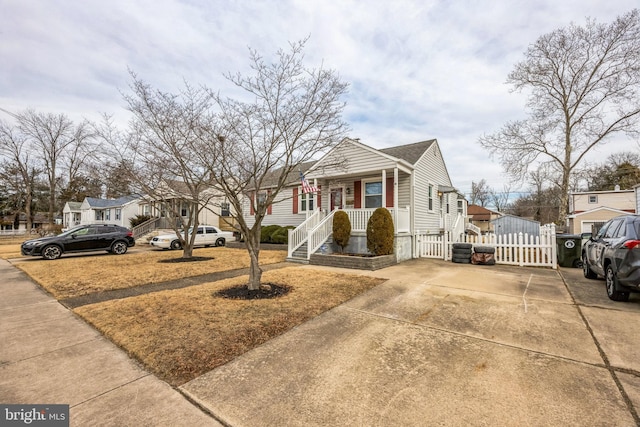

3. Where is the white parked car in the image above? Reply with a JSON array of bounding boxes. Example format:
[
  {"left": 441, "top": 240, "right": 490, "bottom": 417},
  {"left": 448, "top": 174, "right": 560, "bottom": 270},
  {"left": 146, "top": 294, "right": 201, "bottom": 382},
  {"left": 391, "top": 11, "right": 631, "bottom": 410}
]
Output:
[{"left": 150, "top": 225, "right": 234, "bottom": 250}]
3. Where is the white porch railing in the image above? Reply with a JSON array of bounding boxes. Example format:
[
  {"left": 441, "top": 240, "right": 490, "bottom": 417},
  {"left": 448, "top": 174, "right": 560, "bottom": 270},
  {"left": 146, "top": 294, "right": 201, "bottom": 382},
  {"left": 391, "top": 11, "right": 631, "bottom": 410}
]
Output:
[
  {"left": 287, "top": 208, "right": 325, "bottom": 258},
  {"left": 307, "top": 210, "right": 337, "bottom": 259},
  {"left": 342, "top": 207, "right": 411, "bottom": 233},
  {"left": 466, "top": 222, "right": 481, "bottom": 235}
]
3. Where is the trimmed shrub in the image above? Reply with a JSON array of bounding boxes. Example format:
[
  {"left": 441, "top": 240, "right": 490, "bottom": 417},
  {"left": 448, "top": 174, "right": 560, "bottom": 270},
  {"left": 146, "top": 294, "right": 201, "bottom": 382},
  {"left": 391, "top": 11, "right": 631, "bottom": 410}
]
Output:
[
  {"left": 366, "top": 208, "right": 394, "bottom": 256},
  {"left": 260, "top": 224, "right": 285, "bottom": 243},
  {"left": 129, "top": 214, "right": 151, "bottom": 228},
  {"left": 270, "top": 226, "right": 294, "bottom": 244},
  {"left": 332, "top": 211, "right": 351, "bottom": 252}
]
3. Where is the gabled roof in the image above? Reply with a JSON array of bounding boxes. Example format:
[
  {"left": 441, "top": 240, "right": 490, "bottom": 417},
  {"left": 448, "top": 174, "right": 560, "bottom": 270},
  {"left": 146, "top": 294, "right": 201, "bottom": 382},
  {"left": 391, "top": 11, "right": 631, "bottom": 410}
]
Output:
[
  {"left": 491, "top": 214, "right": 540, "bottom": 225},
  {"left": 378, "top": 139, "right": 436, "bottom": 165},
  {"left": 567, "top": 206, "right": 633, "bottom": 218},
  {"left": 468, "top": 204, "right": 500, "bottom": 220},
  {"left": 85, "top": 195, "right": 140, "bottom": 208},
  {"left": 65, "top": 201, "right": 82, "bottom": 210}
]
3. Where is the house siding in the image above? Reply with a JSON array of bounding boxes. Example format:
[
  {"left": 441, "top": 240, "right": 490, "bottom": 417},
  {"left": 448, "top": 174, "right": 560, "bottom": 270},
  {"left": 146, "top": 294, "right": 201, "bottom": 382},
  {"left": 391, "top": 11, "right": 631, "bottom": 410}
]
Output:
[
  {"left": 306, "top": 140, "right": 399, "bottom": 178},
  {"left": 413, "top": 144, "right": 452, "bottom": 233},
  {"left": 243, "top": 186, "right": 308, "bottom": 228},
  {"left": 568, "top": 208, "right": 630, "bottom": 234},
  {"left": 570, "top": 191, "right": 635, "bottom": 213}
]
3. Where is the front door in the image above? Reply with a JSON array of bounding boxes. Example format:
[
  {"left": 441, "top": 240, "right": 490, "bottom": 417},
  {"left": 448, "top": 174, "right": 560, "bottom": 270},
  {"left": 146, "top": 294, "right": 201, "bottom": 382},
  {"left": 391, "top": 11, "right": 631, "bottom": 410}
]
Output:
[{"left": 330, "top": 188, "right": 343, "bottom": 211}]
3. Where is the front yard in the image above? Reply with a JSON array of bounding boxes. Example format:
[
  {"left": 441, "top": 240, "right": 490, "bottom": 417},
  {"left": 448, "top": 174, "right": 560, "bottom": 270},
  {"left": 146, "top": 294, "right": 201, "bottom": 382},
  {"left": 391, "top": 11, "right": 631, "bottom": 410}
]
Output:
[{"left": 3, "top": 243, "right": 385, "bottom": 386}]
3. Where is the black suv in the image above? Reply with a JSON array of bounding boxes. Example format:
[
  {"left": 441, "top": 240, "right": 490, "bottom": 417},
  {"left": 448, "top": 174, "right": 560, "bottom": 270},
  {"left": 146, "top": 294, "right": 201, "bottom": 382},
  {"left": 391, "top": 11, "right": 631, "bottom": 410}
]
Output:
[
  {"left": 582, "top": 214, "right": 640, "bottom": 301},
  {"left": 21, "top": 224, "right": 136, "bottom": 260}
]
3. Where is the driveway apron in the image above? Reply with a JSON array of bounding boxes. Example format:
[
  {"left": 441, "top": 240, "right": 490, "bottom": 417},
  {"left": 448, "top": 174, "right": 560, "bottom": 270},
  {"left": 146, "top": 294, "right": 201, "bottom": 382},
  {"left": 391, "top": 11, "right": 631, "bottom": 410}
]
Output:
[{"left": 182, "top": 259, "right": 639, "bottom": 426}]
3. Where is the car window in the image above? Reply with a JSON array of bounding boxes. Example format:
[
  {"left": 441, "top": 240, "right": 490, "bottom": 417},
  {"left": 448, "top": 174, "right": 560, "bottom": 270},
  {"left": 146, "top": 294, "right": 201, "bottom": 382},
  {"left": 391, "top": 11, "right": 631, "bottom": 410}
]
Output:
[
  {"left": 604, "top": 219, "right": 623, "bottom": 239},
  {"left": 595, "top": 222, "right": 610, "bottom": 239},
  {"left": 613, "top": 221, "right": 628, "bottom": 239},
  {"left": 206, "top": 227, "right": 215, "bottom": 234},
  {"left": 73, "top": 228, "right": 92, "bottom": 236},
  {"left": 196, "top": 228, "right": 204, "bottom": 234},
  {"left": 97, "top": 227, "right": 116, "bottom": 234}
]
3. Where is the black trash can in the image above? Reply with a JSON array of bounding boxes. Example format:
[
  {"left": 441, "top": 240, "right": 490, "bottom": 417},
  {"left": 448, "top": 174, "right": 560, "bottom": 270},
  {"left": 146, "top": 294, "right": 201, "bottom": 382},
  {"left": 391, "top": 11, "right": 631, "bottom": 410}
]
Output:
[{"left": 556, "top": 235, "right": 582, "bottom": 268}]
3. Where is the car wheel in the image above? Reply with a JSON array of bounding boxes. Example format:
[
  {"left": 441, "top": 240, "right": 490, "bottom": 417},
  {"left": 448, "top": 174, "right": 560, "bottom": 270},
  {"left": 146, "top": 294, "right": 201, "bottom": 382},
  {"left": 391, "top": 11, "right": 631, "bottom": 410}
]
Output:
[
  {"left": 215, "top": 238, "right": 225, "bottom": 247},
  {"left": 582, "top": 254, "right": 597, "bottom": 279},
  {"left": 605, "top": 265, "right": 630, "bottom": 302},
  {"left": 42, "top": 245, "right": 62, "bottom": 260},
  {"left": 111, "top": 241, "right": 128, "bottom": 255},
  {"left": 170, "top": 240, "right": 182, "bottom": 250}
]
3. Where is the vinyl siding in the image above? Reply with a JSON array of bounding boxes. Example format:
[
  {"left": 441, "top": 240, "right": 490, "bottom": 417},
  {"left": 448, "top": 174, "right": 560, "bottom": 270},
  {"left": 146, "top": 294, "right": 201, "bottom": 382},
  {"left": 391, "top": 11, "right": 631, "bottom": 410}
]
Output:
[
  {"left": 242, "top": 186, "right": 308, "bottom": 228},
  {"left": 571, "top": 191, "right": 635, "bottom": 213},
  {"left": 413, "top": 143, "right": 452, "bottom": 232},
  {"left": 306, "top": 140, "right": 398, "bottom": 178}
]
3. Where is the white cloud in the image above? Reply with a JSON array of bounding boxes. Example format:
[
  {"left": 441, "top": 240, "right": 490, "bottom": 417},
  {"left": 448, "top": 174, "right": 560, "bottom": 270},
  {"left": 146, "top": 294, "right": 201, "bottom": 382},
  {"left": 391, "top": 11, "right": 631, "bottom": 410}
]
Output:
[{"left": 1, "top": 0, "right": 638, "bottom": 197}]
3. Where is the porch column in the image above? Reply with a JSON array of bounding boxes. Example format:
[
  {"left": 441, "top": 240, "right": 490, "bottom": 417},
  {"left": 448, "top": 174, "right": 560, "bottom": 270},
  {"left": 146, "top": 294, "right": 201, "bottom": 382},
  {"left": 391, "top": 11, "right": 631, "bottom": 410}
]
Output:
[
  {"left": 381, "top": 169, "right": 386, "bottom": 207},
  {"left": 394, "top": 167, "right": 398, "bottom": 233}
]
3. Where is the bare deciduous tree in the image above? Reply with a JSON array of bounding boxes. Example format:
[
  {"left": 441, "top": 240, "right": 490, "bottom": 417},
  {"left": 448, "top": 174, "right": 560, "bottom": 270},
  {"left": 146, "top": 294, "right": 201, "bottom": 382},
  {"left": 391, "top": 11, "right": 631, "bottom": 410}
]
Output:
[
  {"left": 489, "top": 184, "right": 511, "bottom": 212},
  {"left": 479, "top": 9, "right": 640, "bottom": 223},
  {"left": 0, "top": 121, "right": 41, "bottom": 231},
  {"left": 14, "top": 109, "right": 94, "bottom": 223},
  {"left": 470, "top": 179, "right": 490, "bottom": 207},
  {"left": 208, "top": 40, "right": 349, "bottom": 291},
  {"left": 100, "top": 79, "right": 223, "bottom": 258}
]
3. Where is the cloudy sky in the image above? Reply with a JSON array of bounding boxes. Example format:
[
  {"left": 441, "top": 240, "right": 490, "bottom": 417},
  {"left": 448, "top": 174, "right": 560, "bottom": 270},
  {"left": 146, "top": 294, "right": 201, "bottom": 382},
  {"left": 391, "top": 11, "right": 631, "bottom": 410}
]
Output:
[{"left": 1, "top": 0, "right": 638, "bottom": 197}]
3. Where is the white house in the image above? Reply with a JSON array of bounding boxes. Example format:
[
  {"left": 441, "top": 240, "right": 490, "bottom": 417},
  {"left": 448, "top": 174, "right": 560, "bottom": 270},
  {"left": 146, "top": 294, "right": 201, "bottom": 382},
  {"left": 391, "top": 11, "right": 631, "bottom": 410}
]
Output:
[
  {"left": 242, "top": 138, "right": 468, "bottom": 263},
  {"left": 62, "top": 201, "right": 83, "bottom": 229},
  {"left": 80, "top": 195, "right": 142, "bottom": 227}
]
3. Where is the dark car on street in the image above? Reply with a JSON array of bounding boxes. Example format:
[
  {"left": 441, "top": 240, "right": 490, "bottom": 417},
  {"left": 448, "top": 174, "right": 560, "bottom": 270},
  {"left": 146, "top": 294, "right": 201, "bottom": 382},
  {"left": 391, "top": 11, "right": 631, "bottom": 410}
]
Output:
[
  {"left": 21, "top": 224, "right": 135, "bottom": 260},
  {"left": 582, "top": 214, "right": 640, "bottom": 301}
]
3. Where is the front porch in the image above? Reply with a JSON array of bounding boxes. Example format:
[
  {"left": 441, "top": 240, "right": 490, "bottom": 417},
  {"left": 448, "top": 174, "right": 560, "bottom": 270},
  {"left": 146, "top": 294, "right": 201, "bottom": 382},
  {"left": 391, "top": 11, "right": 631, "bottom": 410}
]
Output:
[{"left": 287, "top": 207, "right": 411, "bottom": 263}]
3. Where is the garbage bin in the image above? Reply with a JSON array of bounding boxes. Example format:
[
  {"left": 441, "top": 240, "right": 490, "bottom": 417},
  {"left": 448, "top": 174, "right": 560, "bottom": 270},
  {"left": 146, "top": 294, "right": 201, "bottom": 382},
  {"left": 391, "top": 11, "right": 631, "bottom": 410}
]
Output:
[{"left": 556, "top": 234, "right": 582, "bottom": 268}]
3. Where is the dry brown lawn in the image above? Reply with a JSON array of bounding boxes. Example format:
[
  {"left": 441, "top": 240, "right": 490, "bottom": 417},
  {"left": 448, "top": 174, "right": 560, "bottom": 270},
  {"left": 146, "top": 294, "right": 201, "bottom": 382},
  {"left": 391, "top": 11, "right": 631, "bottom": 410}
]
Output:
[
  {"left": 17, "top": 247, "right": 287, "bottom": 299},
  {"left": 74, "top": 267, "right": 384, "bottom": 386},
  {"left": 0, "top": 244, "right": 22, "bottom": 260}
]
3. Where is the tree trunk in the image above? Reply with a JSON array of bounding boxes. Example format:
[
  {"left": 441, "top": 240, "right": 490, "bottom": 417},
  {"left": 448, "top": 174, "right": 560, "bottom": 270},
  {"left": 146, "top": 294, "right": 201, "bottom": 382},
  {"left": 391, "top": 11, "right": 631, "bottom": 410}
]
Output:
[{"left": 246, "top": 226, "right": 262, "bottom": 291}]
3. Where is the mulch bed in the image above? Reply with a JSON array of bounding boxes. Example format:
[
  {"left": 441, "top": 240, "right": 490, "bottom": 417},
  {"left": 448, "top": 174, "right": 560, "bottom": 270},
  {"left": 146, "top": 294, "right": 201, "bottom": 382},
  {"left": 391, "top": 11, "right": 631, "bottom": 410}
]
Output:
[
  {"left": 215, "top": 283, "right": 291, "bottom": 300},
  {"left": 158, "top": 256, "right": 215, "bottom": 263}
]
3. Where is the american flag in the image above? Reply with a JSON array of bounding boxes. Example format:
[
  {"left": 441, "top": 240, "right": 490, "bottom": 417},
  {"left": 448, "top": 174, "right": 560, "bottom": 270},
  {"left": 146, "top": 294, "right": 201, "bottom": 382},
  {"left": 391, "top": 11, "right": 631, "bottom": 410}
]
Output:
[{"left": 300, "top": 172, "right": 318, "bottom": 194}]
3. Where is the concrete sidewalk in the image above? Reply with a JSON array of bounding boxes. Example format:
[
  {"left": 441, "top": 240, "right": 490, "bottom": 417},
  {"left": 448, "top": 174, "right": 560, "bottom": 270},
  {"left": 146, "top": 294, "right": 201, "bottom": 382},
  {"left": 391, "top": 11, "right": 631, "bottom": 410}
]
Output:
[
  {"left": 182, "top": 259, "right": 640, "bottom": 426},
  {"left": 0, "top": 259, "right": 219, "bottom": 426}
]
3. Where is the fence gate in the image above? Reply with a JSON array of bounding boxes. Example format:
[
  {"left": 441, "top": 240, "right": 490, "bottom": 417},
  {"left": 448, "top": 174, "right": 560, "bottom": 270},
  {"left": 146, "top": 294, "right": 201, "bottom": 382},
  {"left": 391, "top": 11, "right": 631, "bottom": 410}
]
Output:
[{"left": 415, "top": 224, "right": 557, "bottom": 269}]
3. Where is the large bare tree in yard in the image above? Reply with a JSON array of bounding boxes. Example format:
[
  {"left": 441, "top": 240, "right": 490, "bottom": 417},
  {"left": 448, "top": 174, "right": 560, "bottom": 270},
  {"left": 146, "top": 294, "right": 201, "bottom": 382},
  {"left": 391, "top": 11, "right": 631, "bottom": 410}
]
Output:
[
  {"left": 100, "top": 79, "right": 222, "bottom": 258},
  {"left": 208, "top": 40, "right": 348, "bottom": 291},
  {"left": 479, "top": 9, "right": 640, "bottom": 223}
]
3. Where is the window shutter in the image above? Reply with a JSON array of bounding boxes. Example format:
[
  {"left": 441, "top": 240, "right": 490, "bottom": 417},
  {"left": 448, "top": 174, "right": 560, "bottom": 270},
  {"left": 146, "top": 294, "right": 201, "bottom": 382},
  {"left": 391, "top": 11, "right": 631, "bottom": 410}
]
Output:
[
  {"left": 354, "top": 181, "right": 362, "bottom": 208},
  {"left": 317, "top": 185, "right": 322, "bottom": 210},
  {"left": 386, "top": 177, "right": 394, "bottom": 207},
  {"left": 293, "top": 187, "right": 299, "bottom": 214}
]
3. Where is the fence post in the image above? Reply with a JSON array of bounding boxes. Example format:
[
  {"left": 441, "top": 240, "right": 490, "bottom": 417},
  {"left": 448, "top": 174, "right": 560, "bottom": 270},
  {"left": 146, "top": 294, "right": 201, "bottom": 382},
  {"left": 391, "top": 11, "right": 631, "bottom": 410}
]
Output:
[
  {"left": 550, "top": 224, "right": 557, "bottom": 269},
  {"left": 518, "top": 232, "right": 524, "bottom": 267}
]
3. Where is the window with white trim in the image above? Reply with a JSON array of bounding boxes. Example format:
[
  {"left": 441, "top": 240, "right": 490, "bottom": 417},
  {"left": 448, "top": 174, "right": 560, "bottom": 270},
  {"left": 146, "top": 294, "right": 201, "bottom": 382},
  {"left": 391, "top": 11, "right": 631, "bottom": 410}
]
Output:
[
  {"left": 299, "top": 188, "right": 315, "bottom": 212},
  {"left": 428, "top": 184, "right": 434, "bottom": 211},
  {"left": 588, "top": 195, "right": 598, "bottom": 204},
  {"left": 115, "top": 208, "right": 121, "bottom": 220},
  {"left": 364, "top": 180, "right": 383, "bottom": 208},
  {"left": 457, "top": 199, "right": 464, "bottom": 215}
]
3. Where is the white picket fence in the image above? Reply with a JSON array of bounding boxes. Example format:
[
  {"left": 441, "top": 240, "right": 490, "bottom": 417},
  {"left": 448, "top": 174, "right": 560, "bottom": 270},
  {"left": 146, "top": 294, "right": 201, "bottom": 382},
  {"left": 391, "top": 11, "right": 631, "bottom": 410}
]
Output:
[{"left": 415, "top": 224, "right": 558, "bottom": 269}]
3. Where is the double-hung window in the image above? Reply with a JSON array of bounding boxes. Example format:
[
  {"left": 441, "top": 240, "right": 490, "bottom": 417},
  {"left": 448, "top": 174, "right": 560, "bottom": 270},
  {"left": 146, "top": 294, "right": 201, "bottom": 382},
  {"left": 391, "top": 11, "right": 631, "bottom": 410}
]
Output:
[
  {"left": 428, "top": 184, "right": 434, "bottom": 211},
  {"left": 364, "top": 181, "right": 383, "bottom": 208},
  {"left": 300, "top": 189, "right": 315, "bottom": 212}
]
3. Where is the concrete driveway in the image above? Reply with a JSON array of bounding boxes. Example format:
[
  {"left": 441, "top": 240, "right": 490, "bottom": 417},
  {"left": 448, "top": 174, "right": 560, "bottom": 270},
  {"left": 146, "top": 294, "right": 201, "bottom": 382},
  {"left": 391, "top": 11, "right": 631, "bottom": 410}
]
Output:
[{"left": 182, "top": 258, "right": 640, "bottom": 426}]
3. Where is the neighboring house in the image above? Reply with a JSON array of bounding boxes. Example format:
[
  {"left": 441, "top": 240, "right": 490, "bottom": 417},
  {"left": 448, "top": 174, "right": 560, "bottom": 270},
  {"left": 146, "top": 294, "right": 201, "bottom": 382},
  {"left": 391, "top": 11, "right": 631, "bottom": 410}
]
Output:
[
  {"left": 137, "top": 180, "right": 230, "bottom": 230},
  {"left": 243, "top": 138, "right": 468, "bottom": 263},
  {"left": 0, "top": 212, "right": 48, "bottom": 233},
  {"left": 62, "top": 201, "right": 82, "bottom": 228},
  {"left": 467, "top": 204, "right": 501, "bottom": 233},
  {"left": 566, "top": 186, "right": 636, "bottom": 234},
  {"left": 491, "top": 214, "right": 540, "bottom": 236},
  {"left": 80, "top": 195, "right": 143, "bottom": 227}
]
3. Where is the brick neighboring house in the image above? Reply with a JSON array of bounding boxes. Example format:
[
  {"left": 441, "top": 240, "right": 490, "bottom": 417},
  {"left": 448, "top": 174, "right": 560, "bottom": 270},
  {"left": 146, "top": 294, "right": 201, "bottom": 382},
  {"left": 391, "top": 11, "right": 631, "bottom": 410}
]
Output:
[
  {"left": 566, "top": 186, "right": 636, "bottom": 234},
  {"left": 467, "top": 204, "right": 501, "bottom": 234}
]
